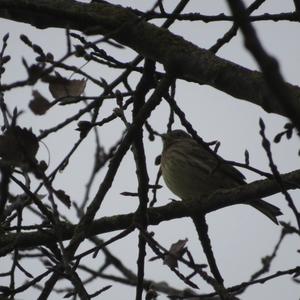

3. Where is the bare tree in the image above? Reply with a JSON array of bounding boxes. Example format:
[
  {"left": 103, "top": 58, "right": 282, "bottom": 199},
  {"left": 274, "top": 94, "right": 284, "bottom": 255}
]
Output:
[{"left": 0, "top": 1, "right": 299, "bottom": 299}]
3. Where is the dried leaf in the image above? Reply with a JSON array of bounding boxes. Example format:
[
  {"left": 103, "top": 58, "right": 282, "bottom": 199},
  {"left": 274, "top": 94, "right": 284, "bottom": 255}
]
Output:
[
  {"left": 55, "top": 189, "right": 71, "bottom": 207},
  {"left": 0, "top": 126, "right": 39, "bottom": 166},
  {"left": 47, "top": 72, "right": 86, "bottom": 103},
  {"left": 164, "top": 239, "right": 188, "bottom": 268},
  {"left": 27, "top": 63, "right": 45, "bottom": 83},
  {"left": 29, "top": 91, "right": 52, "bottom": 115},
  {"left": 76, "top": 121, "right": 92, "bottom": 138}
]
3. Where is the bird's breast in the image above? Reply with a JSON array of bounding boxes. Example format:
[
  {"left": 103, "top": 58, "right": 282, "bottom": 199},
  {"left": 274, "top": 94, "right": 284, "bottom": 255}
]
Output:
[{"left": 161, "top": 147, "right": 212, "bottom": 200}]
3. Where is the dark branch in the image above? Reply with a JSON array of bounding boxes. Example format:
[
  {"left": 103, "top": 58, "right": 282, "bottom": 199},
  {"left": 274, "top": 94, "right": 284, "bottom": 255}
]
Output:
[
  {"left": 0, "top": 0, "right": 300, "bottom": 117},
  {"left": 1, "top": 169, "right": 300, "bottom": 251}
]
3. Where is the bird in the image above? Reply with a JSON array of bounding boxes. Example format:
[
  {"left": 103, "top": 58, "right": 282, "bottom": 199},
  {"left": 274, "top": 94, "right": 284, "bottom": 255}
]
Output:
[
  {"left": 160, "top": 129, "right": 282, "bottom": 223},
  {"left": 160, "top": 129, "right": 282, "bottom": 284}
]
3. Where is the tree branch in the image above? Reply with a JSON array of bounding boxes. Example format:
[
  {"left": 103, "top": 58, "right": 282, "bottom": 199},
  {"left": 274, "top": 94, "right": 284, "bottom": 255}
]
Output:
[
  {"left": 1, "top": 169, "right": 300, "bottom": 252},
  {"left": 0, "top": 0, "right": 300, "bottom": 117},
  {"left": 227, "top": 0, "right": 300, "bottom": 133}
]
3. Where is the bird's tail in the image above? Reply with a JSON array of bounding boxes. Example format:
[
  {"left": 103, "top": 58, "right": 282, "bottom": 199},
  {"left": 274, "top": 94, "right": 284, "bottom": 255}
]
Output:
[{"left": 250, "top": 200, "right": 282, "bottom": 225}]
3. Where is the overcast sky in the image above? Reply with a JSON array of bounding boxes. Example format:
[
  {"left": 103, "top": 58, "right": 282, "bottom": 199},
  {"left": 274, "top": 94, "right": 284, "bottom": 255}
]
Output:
[{"left": 0, "top": 1, "right": 300, "bottom": 299}]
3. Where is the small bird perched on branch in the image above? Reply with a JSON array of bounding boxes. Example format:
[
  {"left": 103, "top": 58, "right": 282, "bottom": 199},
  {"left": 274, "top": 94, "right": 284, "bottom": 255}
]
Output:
[{"left": 160, "top": 129, "right": 282, "bottom": 284}]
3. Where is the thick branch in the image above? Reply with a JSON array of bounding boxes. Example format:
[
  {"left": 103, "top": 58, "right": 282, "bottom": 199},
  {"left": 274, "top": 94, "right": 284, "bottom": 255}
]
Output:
[
  {"left": 0, "top": 0, "right": 300, "bottom": 116},
  {"left": 1, "top": 169, "right": 299, "bottom": 252},
  {"left": 227, "top": 0, "right": 300, "bottom": 134}
]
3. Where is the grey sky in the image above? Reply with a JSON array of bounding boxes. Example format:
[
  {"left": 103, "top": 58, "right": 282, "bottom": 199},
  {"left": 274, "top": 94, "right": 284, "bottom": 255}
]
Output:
[{"left": 0, "top": 1, "right": 299, "bottom": 299}]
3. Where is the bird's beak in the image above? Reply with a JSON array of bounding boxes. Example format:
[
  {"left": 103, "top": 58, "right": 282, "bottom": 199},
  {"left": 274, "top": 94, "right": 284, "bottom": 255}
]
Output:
[{"left": 160, "top": 133, "right": 167, "bottom": 141}]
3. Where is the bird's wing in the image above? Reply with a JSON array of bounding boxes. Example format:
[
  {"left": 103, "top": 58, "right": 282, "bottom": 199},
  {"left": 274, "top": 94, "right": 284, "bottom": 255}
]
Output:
[
  {"left": 188, "top": 140, "right": 246, "bottom": 184},
  {"left": 217, "top": 159, "right": 246, "bottom": 184}
]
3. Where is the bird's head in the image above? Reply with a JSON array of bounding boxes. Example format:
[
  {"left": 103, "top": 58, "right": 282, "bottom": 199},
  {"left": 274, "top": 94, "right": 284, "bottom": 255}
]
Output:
[{"left": 161, "top": 130, "right": 191, "bottom": 149}]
